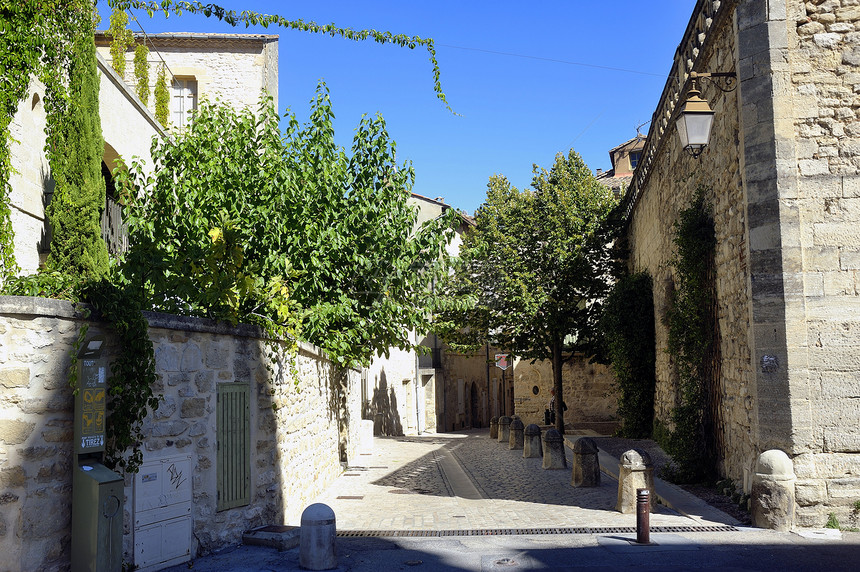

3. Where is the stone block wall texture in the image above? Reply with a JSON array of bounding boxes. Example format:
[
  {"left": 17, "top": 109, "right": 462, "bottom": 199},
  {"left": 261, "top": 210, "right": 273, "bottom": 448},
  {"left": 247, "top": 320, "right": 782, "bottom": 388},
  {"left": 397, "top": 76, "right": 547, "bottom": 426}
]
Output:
[
  {"left": 512, "top": 358, "right": 618, "bottom": 431},
  {"left": 780, "top": 0, "right": 860, "bottom": 526},
  {"left": 439, "top": 350, "right": 618, "bottom": 432},
  {"left": 627, "top": 0, "right": 755, "bottom": 484},
  {"left": 0, "top": 297, "right": 359, "bottom": 572},
  {"left": 627, "top": 0, "right": 860, "bottom": 526}
]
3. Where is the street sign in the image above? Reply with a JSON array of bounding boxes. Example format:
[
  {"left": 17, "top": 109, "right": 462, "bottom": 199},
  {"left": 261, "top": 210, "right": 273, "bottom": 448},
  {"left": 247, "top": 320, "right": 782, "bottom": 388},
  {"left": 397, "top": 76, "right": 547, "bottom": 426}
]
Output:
[{"left": 495, "top": 353, "right": 510, "bottom": 371}]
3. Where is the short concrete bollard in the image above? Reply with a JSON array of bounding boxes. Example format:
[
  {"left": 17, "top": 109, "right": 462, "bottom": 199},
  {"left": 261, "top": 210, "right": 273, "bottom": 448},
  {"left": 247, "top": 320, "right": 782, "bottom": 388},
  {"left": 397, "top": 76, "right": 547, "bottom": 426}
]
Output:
[
  {"left": 750, "top": 449, "right": 796, "bottom": 531},
  {"left": 509, "top": 418, "right": 525, "bottom": 450},
  {"left": 490, "top": 417, "right": 499, "bottom": 439},
  {"left": 615, "top": 449, "right": 654, "bottom": 513},
  {"left": 523, "top": 424, "right": 542, "bottom": 458},
  {"left": 498, "top": 416, "right": 512, "bottom": 443},
  {"left": 300, "top": 503, "right": 337, "bottom": 570},
  {"left": 571, "top": 437, "right": 601, "bottom": 487},
  {"left": 542, "top": 428, "right": 567, "bottom": 469}
]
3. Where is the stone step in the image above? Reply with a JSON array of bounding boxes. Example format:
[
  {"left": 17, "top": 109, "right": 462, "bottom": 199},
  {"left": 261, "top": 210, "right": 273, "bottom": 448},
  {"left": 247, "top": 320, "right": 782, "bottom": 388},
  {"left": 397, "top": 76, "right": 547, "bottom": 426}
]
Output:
[{"left": 242, "top": 524, "right": 300, "bottom": 551}]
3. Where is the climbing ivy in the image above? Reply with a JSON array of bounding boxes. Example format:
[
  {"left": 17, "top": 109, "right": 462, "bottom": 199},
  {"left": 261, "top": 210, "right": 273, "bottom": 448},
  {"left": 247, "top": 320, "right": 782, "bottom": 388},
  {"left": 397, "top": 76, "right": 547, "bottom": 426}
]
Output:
[
  {"left": 134, "top": 43, "right": 150, "bottom": 105},
  {"left": 3, "top": 271, "right": 157, "bottom": 474},
  {"left": 154, "top": 63, "right": 170, "bottom": 127},
  {"left": 600, "top": 272, "right": 656, "bottom": 438},
  {"left": 661, "top": 190, "right": 717, "bottom": 482},
  {"left": 107, "top": 7, "right": 134, "bottom": 79}
]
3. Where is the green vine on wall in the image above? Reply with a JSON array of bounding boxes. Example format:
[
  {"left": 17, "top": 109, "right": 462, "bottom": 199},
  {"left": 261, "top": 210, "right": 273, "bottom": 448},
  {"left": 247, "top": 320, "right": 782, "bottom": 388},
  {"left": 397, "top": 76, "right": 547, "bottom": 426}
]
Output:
[
  {"left": 134, "top": 43, "right": 150, "bottom": 105},
  {"left": 600, "top": 271, "right": 656, "bottom": 438},
  {"left": 661, "top": 189, "right": 717, "bottom": 482},
  {"left": 107, "top": 7, "right": 134, "bottom": 79},
  {"left": 154, "top": 63, "right": 169, "bottom": 127}
]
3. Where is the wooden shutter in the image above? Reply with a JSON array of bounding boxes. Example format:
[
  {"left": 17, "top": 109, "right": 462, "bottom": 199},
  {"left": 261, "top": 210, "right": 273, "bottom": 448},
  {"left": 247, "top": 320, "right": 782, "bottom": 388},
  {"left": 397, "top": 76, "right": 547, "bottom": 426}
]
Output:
[{"left": 217, "top": 383, "right": 250, "bottom": 511}]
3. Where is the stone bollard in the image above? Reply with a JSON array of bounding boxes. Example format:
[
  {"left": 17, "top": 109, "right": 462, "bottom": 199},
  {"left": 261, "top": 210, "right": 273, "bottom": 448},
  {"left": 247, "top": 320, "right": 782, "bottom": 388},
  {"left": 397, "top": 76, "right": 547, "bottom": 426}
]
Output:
[
  {"left": 523, "top": 424, "right": 542, "bottom": 458},
  {"left": 498, "top": 416, "right": 512, "bottom": 443},
  {"left": 300, "top": 503, "right": 337, "bottom": 570},
  {"left": 750, "top": 449, "right": 796, "bottom": 531},
  {"left": 615, "top": 449, "right": 654, "bottom": 513},
  {"left": 571, "top": 437, "right": 601, "bottom": 487},
  {"left": 490, "top": 417, "right": 499, "bottom": 440},
  {"left": 509, "top": 418, "right": 525, "bottom": 450},
  {"left": 542, "top": 428, "right": 567, "bottom": 469}
]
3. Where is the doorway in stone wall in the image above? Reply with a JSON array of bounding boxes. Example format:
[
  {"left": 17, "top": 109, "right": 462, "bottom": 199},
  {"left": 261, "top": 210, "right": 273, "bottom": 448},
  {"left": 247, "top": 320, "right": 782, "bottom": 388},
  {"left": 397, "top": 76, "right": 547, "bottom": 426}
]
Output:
[{"left": 469, "top": 382, "right": 479, "bottom": 428}]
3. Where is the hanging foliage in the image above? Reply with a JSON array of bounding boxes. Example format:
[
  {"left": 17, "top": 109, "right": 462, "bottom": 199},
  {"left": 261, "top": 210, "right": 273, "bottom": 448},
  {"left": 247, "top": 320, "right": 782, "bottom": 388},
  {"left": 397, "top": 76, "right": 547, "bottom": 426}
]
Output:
[
  {"left": 134, "top": 43, "right": 150, "bottom": 105},
  {"left": 108, "top": 7, "right": 135, "bottom": 79},
  {"left": 154, "top": 63, "right": 170, "bottom": 127}
]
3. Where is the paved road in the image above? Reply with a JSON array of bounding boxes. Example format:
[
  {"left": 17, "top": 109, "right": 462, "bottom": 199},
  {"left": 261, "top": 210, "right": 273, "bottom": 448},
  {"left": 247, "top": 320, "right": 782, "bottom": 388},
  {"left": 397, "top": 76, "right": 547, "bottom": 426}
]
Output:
[{"left": 163, "top": 429, "right": 860, "bottom": 571}]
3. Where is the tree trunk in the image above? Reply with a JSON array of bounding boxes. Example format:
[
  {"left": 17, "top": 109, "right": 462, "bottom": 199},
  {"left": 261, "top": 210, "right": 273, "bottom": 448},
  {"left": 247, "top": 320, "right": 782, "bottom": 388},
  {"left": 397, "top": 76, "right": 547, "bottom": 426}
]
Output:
[{"left": 552, "top": 338, "right": 565, "bottom": 434}]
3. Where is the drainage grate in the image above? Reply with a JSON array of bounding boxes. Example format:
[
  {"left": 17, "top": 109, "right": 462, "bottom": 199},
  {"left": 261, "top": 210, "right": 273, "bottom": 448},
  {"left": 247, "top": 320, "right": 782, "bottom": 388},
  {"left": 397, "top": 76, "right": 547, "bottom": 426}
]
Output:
[
  {"left": 336, "top": 525, "right": 738, "bottom": 538},
  {"left": 336, "top": 496, "right": 365, "bottom": 500}
]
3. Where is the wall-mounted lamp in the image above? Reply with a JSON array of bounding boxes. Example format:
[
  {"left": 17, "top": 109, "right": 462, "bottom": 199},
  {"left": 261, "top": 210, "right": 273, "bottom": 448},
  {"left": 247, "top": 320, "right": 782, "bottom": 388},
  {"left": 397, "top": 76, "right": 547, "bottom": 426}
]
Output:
[{"left": 675, "top": 71, "right": 737, "bottom": 158}]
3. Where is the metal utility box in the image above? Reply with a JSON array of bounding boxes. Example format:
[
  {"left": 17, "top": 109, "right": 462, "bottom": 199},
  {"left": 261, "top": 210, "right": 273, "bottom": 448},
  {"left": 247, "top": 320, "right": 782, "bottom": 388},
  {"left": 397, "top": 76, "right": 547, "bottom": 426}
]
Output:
[
  {"left": 71, "top": 462, "right": 123, "bottom": 572},
  {"left": 133, "top": 455, "right": 193, "bottom": 571}
]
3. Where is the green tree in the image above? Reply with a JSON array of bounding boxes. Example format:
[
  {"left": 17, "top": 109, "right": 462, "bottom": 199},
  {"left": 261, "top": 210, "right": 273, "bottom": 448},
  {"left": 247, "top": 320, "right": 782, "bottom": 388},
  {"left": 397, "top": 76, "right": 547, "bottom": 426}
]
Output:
[
  {"left": 436, "top": 150, "right": 619, "bottom": 432},
  {"left": 44, "top": 12, "right": 110, "bottom": 280},
  {"left": 118, "top": 84, "right": 457, "bottom": 367}
]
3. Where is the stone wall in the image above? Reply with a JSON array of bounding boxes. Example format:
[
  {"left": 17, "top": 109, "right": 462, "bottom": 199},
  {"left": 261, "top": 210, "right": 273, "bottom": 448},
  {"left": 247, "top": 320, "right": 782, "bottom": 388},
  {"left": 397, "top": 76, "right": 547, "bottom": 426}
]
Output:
[
  {"left": 626, "top": 0, "right": 860, "bottom": 526},
  {"left": 626, "top": 0, "right": 757, "bottom": 482},
  {"left": 512, "top": 358, "right": 618, "bottom": 432},
  {"left": 781, "top": 0, "right": 860, "bottom": 526},
  {"left": 0, "top": 296, "right": 359, "bottom": 571},
  {"left": 438, "top": 350, "right": 618, "bottom": 433},
  {"left": 438, "top": 351, "right": 495, "bottom": 431}
]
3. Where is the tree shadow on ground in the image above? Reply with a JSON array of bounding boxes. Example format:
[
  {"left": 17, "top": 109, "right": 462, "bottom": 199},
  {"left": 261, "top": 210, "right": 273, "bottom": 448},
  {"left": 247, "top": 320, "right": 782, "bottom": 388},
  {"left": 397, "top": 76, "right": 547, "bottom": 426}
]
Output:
[{"left": 366, "top": 432, "right": 650, "bottom": 512}]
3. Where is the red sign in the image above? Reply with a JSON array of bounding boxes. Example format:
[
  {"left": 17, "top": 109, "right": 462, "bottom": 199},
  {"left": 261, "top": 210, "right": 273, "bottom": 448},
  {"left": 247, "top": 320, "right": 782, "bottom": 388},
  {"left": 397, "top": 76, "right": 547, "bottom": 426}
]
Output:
[{"left": 495, "top": 353, "right": 510, "bottom": 371}]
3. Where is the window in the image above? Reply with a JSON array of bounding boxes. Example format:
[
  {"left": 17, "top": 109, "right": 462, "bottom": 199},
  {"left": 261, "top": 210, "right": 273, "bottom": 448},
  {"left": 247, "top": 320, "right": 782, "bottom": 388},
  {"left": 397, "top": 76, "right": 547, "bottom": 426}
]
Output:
[
  {"left": 629, "top": 151, "right": 642, "bottom": 169},
  {"left": 171, "top": 78, "right": 198, "bottom": 132}
]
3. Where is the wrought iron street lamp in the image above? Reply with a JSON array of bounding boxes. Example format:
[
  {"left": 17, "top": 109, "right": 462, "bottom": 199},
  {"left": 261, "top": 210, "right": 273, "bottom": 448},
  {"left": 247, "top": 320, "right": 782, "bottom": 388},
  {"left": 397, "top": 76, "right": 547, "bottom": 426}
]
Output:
[{"left": 675, "top": 71, "right": 736, "bottom": 158}]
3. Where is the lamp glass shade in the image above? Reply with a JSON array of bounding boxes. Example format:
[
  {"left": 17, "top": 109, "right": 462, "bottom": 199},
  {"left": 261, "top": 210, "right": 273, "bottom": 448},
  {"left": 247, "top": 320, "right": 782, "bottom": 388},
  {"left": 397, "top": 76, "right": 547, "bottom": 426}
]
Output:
[{"left": 676, "top": 110, "right": 714, "bottom": 151}]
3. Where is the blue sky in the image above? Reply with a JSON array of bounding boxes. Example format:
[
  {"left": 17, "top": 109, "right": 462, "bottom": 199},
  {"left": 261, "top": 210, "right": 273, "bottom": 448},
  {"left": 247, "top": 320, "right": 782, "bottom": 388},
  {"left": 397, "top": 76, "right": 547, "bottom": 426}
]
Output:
[{"left": 99, "top": 1, "right": 695, "bottom": 215}]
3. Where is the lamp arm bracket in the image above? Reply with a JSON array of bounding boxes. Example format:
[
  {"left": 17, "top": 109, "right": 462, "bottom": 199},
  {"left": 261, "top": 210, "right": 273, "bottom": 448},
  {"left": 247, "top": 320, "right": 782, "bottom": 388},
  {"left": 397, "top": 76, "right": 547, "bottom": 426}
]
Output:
[{"left": 690, "top": 71, "right": 737, "bottom": 93}]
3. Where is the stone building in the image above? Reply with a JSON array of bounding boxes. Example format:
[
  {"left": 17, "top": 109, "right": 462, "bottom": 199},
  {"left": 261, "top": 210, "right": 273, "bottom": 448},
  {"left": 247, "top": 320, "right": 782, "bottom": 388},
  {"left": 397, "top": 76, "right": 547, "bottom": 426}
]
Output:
[
  {"left": 7, "top": 32, "right": 277, "bottom": 278},
  {"left": 0, "top": 297, "right": 360, "bottom": 571},
  {"left": 596, "top": 134, "right": 646, "bottom": 197},
  {"left": 94, "top": 31, "right": 279, "bottom": 133},
  {"left": 623, "top": 0, "right": 860, "bottom": 526}
]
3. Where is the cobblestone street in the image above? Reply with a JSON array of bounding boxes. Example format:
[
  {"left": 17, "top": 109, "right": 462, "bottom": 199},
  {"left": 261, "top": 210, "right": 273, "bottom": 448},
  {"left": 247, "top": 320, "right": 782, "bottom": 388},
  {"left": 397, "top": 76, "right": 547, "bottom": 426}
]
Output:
[{"left": 308, "top": 429, "right": 715, "bottom": 532}]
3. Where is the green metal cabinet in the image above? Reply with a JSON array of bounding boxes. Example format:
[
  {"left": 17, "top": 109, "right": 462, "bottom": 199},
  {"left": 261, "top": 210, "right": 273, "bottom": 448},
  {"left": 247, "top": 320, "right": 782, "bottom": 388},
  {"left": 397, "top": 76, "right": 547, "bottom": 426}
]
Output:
[{"left": 71, "top": 462, "right": 123, "bottom": 572}]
